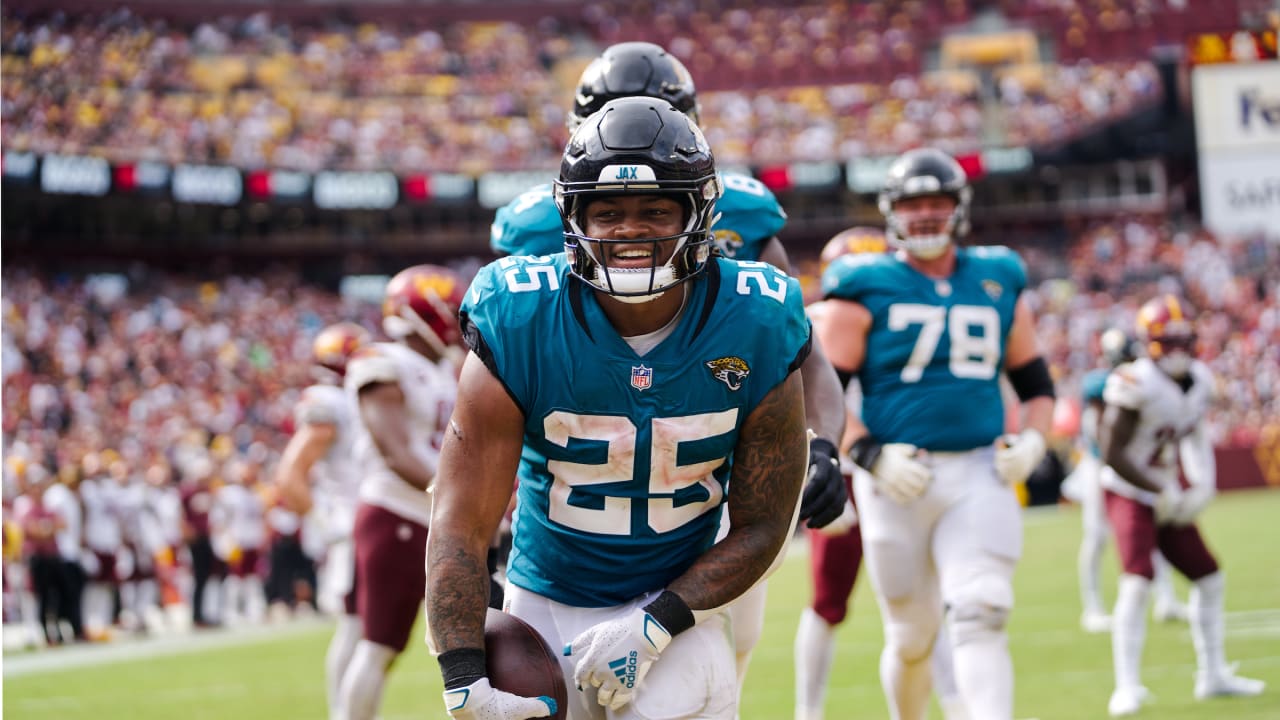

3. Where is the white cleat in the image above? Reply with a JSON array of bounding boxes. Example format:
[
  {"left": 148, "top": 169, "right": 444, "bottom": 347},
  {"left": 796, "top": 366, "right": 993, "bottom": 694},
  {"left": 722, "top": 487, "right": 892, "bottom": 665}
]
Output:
[
  {"left": 1080, "top": 610, "right": 1113, "bottom": 634},
  {"left": 1152, "top": 599, "right": 1189, "bottom": 623},
  {"left": 1108, "top": 685, "right": 1152, "bottom": 716},
  {"left": 1195, "top": 668, "right": 1265, "bottom": 700}
]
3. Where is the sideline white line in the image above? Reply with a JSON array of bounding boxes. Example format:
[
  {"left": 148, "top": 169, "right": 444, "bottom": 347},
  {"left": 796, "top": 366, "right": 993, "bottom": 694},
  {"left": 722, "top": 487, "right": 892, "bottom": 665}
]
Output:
[{"left": 2, "top": 617, "right": 333, "bottom": 679}]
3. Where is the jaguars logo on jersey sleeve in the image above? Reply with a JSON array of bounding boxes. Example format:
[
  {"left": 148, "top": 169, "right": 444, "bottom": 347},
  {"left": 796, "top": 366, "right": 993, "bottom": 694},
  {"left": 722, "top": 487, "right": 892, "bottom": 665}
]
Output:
[
  {"left": 488, "top": 183, "right": 563, "bottom": 257},
  {"left": 461, "top": 254, "right": 809, "bottom": 607},
  {"left": 710, "top": 173, "right": 787, "bottom": 262}
]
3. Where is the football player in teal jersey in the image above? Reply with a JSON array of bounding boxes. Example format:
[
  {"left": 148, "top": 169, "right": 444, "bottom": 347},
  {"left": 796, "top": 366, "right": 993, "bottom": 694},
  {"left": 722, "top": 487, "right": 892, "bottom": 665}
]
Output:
[
  {"left": 428, "top": 97, "right": 811, "bottom": 720},
  {"left": 818, "top": 148, "right": 1055, "bottom": 720},
  {"left": 488, "top": 41, "right": 848, "bottom": 697}
]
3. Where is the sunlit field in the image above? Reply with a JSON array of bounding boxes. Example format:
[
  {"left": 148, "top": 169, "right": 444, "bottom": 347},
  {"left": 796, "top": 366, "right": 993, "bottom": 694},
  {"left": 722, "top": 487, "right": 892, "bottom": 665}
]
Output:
[{"left": 5, "top": 489, "right": 1278, "bottom": 720}]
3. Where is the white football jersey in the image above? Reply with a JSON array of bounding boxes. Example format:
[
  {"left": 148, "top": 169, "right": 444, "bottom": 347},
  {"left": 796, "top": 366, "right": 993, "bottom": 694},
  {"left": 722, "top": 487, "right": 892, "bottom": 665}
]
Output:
[
  {"left": 212, "top": 483, "right": 267, "bottom": 553},
  {"left": 80, "top": 477, "right": 123, "bottom": 553},
  {"left": 1100, "top": 357, "right": 1214, "bottom": 504},
  {"left": 345, "top": 341, "right": 457, "bottom": 526},
  {"left": 294, "top": 383, "right": 361, "bottom": 535}
]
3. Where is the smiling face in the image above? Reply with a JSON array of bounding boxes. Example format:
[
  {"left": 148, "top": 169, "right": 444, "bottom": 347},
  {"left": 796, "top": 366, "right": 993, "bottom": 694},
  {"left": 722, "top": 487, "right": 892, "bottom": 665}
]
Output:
[{"left": 580, "top": 194, "right": 688, "bottom": 268}]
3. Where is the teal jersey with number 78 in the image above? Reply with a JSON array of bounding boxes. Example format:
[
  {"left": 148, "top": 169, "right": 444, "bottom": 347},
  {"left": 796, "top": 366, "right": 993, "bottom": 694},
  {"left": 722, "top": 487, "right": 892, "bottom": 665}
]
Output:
[
  {"left": 821, "top": 246, "right": 1027, "bottom": 452},
  {"left": 460, "top": 254, "right": 810, "bottom": 607}
]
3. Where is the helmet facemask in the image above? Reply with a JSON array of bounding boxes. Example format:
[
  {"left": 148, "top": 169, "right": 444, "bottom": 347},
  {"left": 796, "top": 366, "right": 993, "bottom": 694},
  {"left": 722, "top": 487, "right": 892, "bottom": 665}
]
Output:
[
  {"left": 1149, "top": 331, "right": 1196, "bottom": 379},
  {"left": 880, "top": 187, "right": 971, "bottom": 260},
  {"left": 556, "top": 177, "right": 719, "bottom": 303},
  {"left": 878, "top": 148, "right": 971, "bottom": 261},
  {"left": 555, "top": 97, "right": 721, "bottom": 304}
]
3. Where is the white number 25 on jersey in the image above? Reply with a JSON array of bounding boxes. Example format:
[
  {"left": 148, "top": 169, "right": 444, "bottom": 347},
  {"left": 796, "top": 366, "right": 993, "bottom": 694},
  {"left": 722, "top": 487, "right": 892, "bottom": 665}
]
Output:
[{"left": 542, "top": 409, "right": 737, "bottom": 535}]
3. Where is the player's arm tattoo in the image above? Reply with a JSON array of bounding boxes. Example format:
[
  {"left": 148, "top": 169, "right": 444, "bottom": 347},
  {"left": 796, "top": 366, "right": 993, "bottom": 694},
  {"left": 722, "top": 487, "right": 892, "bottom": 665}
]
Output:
[
  {"left": 668, "top": 371, "right": 807, "bottom": 611},
  {"left": 426, "top": 353, "right": 525, "bottom": 654},
  {"left": 426, "top": 533, "right": 492, "bottom": 653}
]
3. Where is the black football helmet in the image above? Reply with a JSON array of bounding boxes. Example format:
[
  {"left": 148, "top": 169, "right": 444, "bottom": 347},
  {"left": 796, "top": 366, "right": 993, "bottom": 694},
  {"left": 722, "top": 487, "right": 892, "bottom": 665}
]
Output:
[
  {"left": 878, "top": 148, "right": 971, "bottom": 260},
  {"left": 568, "top": 42, "right": 700, "bottom": 131},
  {"left": 555, "top": 96, "right": 721, "bottom": 301}
]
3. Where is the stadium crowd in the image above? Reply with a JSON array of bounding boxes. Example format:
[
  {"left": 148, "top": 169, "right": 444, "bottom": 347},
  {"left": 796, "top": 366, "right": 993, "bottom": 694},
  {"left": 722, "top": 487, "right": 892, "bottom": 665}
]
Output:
[
  {"left": 2, "top": 7, "right": 1166, "bottom": 173},
  {"left": 3, "top": 214, "right": 1277, "bottom": 646}
]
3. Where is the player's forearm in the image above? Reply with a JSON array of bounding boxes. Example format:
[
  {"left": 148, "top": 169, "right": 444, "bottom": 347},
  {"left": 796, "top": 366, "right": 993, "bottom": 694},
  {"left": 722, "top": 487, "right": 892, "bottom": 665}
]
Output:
[
  {"left": 426, "top": 531, "right": 491, "bottom": 654},
  {"left": 275, "top": 467, "right": 314, "bottom": 515},
  {"left": 1105, "top": 454, "right": 1162, "bottom": 493},
  {"left": 800, "top": 343, "right": 846, "bottom": 444},
  {"left": 384, "top": 450, "right": 435, "bottom": 491},
  {"left": 667, "top": 514, "right": 795, "bottom": 620},
  {"left": 669, "top": 373, "right": 807, "bottom": 617},
  {"left": 1020, "top": 395, "right": 1055, "bottom": 437}
]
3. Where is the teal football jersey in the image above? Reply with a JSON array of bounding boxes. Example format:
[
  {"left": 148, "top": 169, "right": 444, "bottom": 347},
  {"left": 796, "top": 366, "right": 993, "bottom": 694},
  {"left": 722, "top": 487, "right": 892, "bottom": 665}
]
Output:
[
  {"left": 1080, "top": 368, "right": 1110, "bottom": 457},
  {"left": 487, "top": 173, "right": 787, "bottom": 262},
  {"left": 461, "top": 255, "right": 810, "bottom": 607},
  {"left": 1081, "top": 368, "right": 1109, "bottom": 404},
  {"left": 489, "top": 183, "right": 561, "bottom": 257},
  {"left": 708, "top": 173, "right": 787, "bottom": 261},
  {"left": 821, "top": 246, "right": 1028, "bottom": 451}
]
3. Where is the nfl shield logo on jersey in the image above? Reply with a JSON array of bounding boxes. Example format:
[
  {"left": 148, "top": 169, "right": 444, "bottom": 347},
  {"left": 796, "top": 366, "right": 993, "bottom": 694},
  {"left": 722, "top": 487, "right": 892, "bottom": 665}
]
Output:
[{"left": 631, "top": 365, "right": 653, "bottom": 391}]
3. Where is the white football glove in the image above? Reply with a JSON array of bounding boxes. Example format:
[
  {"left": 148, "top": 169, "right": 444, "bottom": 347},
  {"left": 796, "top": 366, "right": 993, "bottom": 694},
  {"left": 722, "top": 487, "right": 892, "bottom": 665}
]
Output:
[
  {"left": 870, "top": 444, "right": 933, "bottom": 504},
  {"left": 1153, "top": 482, "right": 1185, "bottom": 525},
  {"left": 1172, "top": 486, "right": 1214, "bottom": 526},
  {"left": 815, "top": 498, "right": 858, "bottom": 537},
  {"left": 994, "top": 429, "right": 1046, "bottom": 486},
  {"left": 566, "top": 608, "right": 671, "bottom": 711},
  {"left": 443, "top": 677, "right": 555, "bottom": 720}
]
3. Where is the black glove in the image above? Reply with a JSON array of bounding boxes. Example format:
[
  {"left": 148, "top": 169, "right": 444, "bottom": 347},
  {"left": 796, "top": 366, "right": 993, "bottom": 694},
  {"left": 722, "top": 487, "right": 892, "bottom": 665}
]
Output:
[{"left": 801, "top": 437, "right": 847, "bottom": 529}]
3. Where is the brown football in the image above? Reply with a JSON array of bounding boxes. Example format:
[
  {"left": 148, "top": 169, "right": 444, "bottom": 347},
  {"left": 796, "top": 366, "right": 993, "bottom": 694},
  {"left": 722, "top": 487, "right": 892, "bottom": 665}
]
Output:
[{"left": 484, "top": 607, "right": 569, "bottom": 719}]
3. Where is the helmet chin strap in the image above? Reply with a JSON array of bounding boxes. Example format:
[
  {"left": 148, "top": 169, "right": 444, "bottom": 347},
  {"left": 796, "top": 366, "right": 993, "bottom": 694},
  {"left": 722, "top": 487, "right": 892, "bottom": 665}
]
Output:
[{"left": 890, "top": 202, "right": 962, "bottom": 260}]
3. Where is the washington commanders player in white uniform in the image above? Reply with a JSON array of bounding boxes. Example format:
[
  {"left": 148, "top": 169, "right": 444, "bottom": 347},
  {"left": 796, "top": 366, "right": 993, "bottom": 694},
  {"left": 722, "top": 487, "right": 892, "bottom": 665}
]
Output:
[
  {"left": 1099, "top": 294, "right": 1264, "bottom": 716},
  {"left": 336, "top": 265, "right": 465, "bottom": 720},
  {"left": 275, "top": 321, "right": 369, "bottom": 720}
]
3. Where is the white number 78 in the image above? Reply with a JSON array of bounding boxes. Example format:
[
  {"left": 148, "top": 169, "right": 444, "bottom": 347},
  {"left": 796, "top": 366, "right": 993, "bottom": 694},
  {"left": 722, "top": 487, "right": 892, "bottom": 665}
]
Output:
[{"left": 887, "top": 303, "right": 1000, "bottom": 383}]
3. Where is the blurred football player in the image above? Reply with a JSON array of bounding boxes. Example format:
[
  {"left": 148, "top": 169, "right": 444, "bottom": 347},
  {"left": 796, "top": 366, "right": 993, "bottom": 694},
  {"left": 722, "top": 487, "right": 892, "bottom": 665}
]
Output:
[
  {"left": 795, "top": 228, "right": 966, "bottom": 720},
  {"left": 427, "top": 97, "right": 809, "bottom": 720},
  {"left": 273, "top": 320, "right": 369, "bottom": 720},
  {"left": 1099, "top": 294, "right": 1264, "bottom": 716},
  {"left": 818, "top": 148, "right": 1054, "bottom": 720},
  {"left": 488, "top": 41, "right": 848, "bottom": 694},
  {"left": 210, "top": 458, "right": 267, "bottom": 627},
  {"left": 336, "top": 264, "right": 464, "bottom": 720},
  {"left": 1072, "top": 328, "right": 1186, "bottom": 634}
]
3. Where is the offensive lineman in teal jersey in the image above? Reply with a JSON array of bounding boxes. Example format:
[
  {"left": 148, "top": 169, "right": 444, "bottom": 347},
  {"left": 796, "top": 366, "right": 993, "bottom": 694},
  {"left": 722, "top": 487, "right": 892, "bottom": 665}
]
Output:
[
  {"left": 487, "top": 42, "right": 849, "bottom": 699},
  {"left": 428, "top": 98, "right": 810, "bottom": 720},
  {"left": 817, "top": 148, "right": 1055, "bottom": 720}
]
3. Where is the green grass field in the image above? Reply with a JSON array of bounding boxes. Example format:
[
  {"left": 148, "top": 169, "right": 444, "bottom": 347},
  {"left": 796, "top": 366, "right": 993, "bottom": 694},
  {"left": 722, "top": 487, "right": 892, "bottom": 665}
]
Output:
[{"left": 5, "top": 489, "right": 1279, "bottom": 719}]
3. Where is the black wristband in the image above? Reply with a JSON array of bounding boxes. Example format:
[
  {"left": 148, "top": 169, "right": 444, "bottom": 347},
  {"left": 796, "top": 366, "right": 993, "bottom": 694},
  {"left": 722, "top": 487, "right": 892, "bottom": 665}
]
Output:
[
  {"left": 850, "top": 435, "right": 883, "bottom": 472},
  {"left": 642, "top": 590, "right": 695, "bottom": 637},
  {"left": 809, "top": 436, "right": 839, "bottom": 463},
  {"left": 438, "top": 647, "right": 487, "bottom": 690}
]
